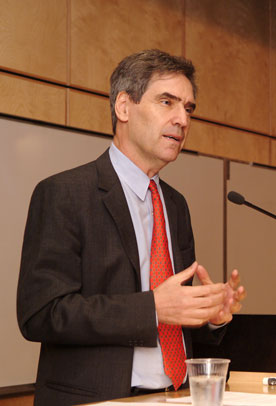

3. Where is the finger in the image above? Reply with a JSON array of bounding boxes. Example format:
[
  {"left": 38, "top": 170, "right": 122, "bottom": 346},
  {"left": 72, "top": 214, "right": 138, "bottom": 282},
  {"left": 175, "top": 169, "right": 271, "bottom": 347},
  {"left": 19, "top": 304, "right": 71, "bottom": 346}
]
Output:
[
  {"left": 195, "top": 264, "right": 214, "bottom": 285},
  {"left": 233, "top": 286, "right": 246, "bottom": 301},
  {"left": 183, "top": 303, "right": 225, "bottom": 325},
  {"left": 206, "top": 303, "right": 226, "bottom": 322},
  {"left": 179, "top": 318, "right": 209, "bottom": 328},
  {"left": 210, "top": 310, "right": 233, "bottom": 325},
  {"left": 228, "top": 269, "right": 240, "bottom": 289},
  {"left": 182, "top": 283, "right": 226, "bottom": 298},
  {"left": 173, "top": 261, "right": 198, "bottom": 284},
  {"left": 230, "top": 301, "right": 242, "bottom": 314},
  {"left": 238, "top": 289, "right": 247, "bottom": 301},
  {"left": 228, "top": 288, "right": 246, "bottom": 313},
  {"left": 184, "top": 290, "right": 226, "bottom": 309}
]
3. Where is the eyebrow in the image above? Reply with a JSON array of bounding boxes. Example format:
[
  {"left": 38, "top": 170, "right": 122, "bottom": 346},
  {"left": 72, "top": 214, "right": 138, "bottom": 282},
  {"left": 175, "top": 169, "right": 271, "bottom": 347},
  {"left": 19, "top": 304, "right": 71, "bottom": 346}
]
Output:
[{"left": 159, "top": 92, "right": 196, "bottom": 112}]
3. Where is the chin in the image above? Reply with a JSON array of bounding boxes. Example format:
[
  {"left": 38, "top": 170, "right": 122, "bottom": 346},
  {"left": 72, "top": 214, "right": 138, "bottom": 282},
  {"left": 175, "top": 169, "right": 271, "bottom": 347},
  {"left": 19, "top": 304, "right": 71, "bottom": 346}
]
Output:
[{"left": 163, "top": 151, "right": 180, "bottom": 163}]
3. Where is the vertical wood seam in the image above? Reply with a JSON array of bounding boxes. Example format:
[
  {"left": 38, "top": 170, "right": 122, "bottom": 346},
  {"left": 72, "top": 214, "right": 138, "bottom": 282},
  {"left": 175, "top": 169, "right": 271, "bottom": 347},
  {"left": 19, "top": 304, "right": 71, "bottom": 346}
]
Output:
[
  {"left": 223, "top": 159, "right": 230, "bottom": 283},
  {"left": 181, "top": 0, "right": 186, "bottom": 57},
  {"left": 269, "top": 0, "right": 273, "bottom": 165},
  {"left": 65, "top": 0, "right": 71, "bottom": 126}
]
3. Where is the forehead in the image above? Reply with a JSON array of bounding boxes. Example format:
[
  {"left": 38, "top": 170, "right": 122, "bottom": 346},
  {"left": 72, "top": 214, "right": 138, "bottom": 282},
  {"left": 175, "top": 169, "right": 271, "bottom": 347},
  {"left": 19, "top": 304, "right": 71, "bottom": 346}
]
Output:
[{"left": 144, "top": 73, "right": 195, "bottom": 101}]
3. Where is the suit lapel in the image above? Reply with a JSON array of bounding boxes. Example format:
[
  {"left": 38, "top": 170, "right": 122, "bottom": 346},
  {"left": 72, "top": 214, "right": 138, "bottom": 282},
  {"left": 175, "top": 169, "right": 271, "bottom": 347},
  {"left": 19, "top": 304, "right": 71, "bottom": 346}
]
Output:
[
  {"left": 96, "top": 150, "right": 141, "bottom": 288},
  {"left": 95, "top": 151, "right": 184, "bottom": 286},
  {"left": 160, "top": 180, "right": 183, "bottom": 274}
]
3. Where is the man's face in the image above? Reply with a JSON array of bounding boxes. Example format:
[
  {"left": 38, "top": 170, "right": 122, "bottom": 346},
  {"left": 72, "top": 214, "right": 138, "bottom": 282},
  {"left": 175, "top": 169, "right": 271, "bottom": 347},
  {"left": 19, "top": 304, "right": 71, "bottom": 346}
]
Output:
[{"left": 118, "top": 73, "right": 196, "bottom": 176}]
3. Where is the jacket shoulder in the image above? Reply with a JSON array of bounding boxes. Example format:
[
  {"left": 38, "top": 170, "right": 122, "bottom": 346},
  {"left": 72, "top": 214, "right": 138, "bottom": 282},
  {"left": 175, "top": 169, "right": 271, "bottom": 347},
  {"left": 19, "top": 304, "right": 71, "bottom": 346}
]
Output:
[{"left": 160, "top": 178, "right": 189, "bottom": 207}]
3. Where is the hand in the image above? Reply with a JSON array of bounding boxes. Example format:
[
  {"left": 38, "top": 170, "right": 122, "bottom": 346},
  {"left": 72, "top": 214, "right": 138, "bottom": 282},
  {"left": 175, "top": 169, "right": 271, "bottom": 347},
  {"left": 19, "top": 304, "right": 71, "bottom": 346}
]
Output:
[
  {"left": 153, "top": 262, "right": 227, "bottom": 328},
  {"left": 196, "top": 265, "right": 246, "bottom": 325}
]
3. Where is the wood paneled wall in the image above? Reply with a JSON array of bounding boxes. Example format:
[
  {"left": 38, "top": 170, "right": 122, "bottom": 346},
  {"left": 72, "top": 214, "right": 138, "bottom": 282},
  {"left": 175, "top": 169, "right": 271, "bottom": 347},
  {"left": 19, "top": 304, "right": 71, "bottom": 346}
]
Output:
[
  {"left": 0, "top": 0, "right": 67, "bottom": 82},
  {"left": 0, "top": 0, "right": 275, "bottom": 166},
  {"left": 185, "top": 0, "right": 275, "bottom": 166},
  {"left": 70, "top": 0, "right": 184, "bottom": 93},
  {"left": 185, "top": 0, "right": 270, "bottom": 134}
]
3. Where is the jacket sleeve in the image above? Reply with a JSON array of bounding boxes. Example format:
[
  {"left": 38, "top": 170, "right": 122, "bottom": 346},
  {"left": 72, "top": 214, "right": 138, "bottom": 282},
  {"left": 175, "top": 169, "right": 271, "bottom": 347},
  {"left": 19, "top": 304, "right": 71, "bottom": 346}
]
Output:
[{"left": 17, "top": 177, "right": 157, "bottom": 348}]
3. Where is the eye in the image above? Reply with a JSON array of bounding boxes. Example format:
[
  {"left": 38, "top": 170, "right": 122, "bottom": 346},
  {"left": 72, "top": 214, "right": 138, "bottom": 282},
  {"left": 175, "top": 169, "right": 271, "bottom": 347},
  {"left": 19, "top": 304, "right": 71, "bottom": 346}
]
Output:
[
  {"left": 185, "top": 103, "right": 196, "bottom": 115},
  {"left": 185, "top": 106, "right": 194, "bottom": 115},
  {"left": 161, "top": 99, "right": 172, "bottom": 106}
]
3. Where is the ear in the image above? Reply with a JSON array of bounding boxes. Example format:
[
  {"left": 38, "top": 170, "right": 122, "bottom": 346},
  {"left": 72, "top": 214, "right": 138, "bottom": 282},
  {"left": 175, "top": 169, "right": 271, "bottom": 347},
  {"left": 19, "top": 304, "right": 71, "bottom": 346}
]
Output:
[{"left": 115, "top": 91, "right": 130, "bottom": 123}]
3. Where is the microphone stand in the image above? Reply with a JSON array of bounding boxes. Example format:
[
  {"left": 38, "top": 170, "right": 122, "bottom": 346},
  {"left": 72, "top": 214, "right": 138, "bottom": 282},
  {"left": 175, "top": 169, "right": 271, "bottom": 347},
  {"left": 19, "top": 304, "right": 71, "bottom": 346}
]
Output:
[{"left": 243, "top": 200, "right": 276, "bottom": 220}]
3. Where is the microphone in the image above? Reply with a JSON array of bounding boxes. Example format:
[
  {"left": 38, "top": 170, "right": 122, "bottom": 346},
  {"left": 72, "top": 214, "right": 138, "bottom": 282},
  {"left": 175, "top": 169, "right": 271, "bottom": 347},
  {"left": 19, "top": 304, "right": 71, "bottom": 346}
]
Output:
[{"left": 227, "top": 191, "right": 276, "bottom": 220}]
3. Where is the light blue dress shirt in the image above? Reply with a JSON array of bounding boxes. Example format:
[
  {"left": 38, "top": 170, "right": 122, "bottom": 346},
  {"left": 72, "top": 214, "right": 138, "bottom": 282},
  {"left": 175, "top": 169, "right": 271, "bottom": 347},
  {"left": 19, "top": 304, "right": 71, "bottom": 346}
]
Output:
[{"left": 109, "top": 143, "right": 187, "bottom": 389}]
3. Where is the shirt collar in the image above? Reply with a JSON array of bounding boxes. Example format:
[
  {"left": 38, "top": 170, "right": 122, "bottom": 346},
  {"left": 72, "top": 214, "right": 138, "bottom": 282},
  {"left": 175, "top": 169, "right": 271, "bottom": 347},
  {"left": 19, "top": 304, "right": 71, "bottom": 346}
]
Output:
[{"left": 109, "top": 142, "right": 159, "bottom": 201}]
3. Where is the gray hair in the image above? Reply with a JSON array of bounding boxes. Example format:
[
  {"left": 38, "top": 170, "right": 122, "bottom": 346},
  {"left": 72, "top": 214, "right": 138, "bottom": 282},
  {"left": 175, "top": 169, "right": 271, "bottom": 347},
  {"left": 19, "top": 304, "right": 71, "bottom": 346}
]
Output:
[{"left": 110, "top": 49, "right": 197, "bottom": 134}]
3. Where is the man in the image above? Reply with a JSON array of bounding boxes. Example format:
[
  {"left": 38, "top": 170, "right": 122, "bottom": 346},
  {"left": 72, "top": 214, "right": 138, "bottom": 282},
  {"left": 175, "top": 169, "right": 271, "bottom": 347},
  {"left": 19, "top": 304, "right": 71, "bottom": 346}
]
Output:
[{"left": 17, "top": 49, "right": 245, "bottom": 406}]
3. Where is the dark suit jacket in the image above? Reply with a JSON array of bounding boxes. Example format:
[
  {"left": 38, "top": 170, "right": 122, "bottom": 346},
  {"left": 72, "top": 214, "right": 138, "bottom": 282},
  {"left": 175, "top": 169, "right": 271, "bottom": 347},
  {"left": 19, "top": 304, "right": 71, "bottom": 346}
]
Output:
[{"left": 17, "top": 149, "right": 223, "bottom": 406}]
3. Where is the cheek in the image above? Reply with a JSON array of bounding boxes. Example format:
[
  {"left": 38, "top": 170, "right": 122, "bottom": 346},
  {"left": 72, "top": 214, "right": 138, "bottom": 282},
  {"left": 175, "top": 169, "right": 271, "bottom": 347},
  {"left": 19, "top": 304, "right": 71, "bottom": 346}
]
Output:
[
  {"left": 183, "top": 121, "right": 191, "bottom": 138},
  {"left": 139, "top": 115, "right": 159, "bottom": 138},
  {"left": 131, "top": 109, "right": 150, "bottom": 132},
  {"left": 129, "top": 107, "right": 162, "bottom": 143}
]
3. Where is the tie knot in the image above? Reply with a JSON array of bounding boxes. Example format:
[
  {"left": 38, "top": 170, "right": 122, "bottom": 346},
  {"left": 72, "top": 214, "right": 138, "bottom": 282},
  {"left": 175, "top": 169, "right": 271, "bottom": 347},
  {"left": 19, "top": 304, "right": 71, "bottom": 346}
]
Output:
[{"left": 149, "top": 179, "right": 158, "bottom": 194}]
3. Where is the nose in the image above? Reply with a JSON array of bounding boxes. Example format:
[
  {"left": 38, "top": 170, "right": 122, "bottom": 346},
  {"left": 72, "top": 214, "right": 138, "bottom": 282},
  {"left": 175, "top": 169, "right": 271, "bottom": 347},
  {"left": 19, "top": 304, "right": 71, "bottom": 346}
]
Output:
[{"left": 171, "top": 105, "right": 189, "bottom": 128}]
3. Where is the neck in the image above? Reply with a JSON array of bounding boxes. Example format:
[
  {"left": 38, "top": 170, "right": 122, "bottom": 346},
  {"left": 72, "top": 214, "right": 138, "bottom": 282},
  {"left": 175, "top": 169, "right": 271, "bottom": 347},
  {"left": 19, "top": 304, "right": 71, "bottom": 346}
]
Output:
[{"left": 113, "top": 137, "right": 165, "bottom": 178}]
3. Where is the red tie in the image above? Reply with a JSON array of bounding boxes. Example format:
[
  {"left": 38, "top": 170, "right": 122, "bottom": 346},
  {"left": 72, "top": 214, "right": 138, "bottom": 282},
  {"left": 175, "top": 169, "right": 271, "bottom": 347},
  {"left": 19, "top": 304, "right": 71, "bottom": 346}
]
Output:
[{"left": 149, "top": 180, "right": 186, "bottom": 390}]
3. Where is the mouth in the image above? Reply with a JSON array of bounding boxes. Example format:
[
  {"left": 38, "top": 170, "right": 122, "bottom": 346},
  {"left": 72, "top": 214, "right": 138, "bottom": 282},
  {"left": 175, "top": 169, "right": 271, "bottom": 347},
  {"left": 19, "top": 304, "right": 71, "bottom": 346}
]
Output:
[{"left": 163, "top": 134, "right": 182, "bottom": 143}]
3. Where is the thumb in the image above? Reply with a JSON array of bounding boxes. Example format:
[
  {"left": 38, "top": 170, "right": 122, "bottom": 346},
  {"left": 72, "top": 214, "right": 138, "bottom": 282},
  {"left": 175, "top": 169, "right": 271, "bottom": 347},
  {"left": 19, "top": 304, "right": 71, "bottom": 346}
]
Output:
[
  {"left": 196, "top": 264, "right": 213, "bottom": 285},
  {"left": 174, "top": 261, "right": 197, "bottom": 285}
]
